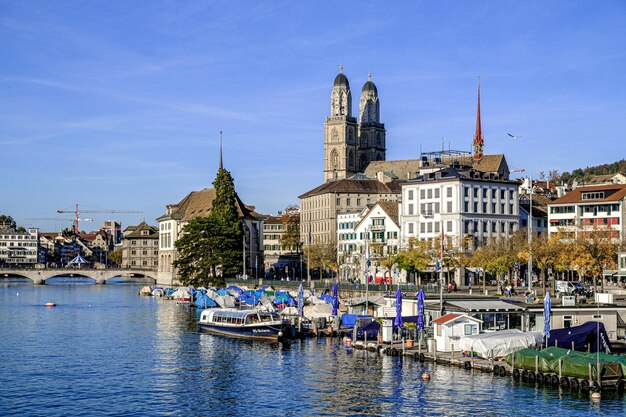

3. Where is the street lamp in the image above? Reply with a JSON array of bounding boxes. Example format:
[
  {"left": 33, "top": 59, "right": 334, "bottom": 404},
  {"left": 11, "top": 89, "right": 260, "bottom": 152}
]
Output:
[{"left": 512, "top": 169, "right": 533, "bottom": 291}]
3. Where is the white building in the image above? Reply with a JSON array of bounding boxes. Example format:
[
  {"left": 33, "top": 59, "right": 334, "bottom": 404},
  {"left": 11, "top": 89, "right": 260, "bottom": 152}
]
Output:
[
  {"left": 337, "top": 201, "right": 401, "bottom": 283},
  {"left": 547, "top": 184, "right": 626, "bottom": 241},
  {"left": 0, "top": 228, "right": 39, "bottom": 266},
  {"left": 400, "top": 166, "right": 520, "bottom": 250}
]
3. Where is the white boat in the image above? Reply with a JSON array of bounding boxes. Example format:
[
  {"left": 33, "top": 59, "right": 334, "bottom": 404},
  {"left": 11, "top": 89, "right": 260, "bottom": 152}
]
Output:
[{"left": 198, "top": 308, "right": 289, "bottom": 341}]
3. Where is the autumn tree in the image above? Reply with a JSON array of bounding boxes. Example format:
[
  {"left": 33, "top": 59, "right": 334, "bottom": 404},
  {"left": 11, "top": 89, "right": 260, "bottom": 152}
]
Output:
[
  {"left": 279, "top": 205, "right": 300, "bottom": 253},
  {"left": 568, "top": 225, "right": 618, "bottom": 292},
  {"left": 396, "top": 237, "right": 434, "bottom": 286}
]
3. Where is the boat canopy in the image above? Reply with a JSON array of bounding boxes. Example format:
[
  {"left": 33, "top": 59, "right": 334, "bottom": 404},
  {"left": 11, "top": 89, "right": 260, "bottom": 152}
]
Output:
[{"left": 547, "top": 321, "right": 612, "bottom": 353}]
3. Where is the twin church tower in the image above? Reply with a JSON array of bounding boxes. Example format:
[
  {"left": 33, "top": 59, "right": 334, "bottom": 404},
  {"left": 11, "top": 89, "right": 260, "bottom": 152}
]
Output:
[{"left": 323, "top": 66, "right": 386, "bottom": 183}]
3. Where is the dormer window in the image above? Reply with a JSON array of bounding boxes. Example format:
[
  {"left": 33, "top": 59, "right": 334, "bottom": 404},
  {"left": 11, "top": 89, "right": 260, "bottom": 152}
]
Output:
[{"left": 581, "top": 192, "right": 605, "bottom": 200}]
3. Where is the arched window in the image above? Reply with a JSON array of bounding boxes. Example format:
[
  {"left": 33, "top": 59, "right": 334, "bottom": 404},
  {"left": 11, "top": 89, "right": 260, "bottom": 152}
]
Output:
[
  {"left": 348, "top": 150, "right": 354, "bottom": 168},
  {"left": 332, "top": 128, "right": 338, "bottom": 142},
  {"left": 377, "top": 133, "right": 382, "bottom": 147},
  {"left": 360, "top": 154, "right": 368, "bottom": 171},
  {"left": 331, "top": 149, "right": 339, "bottom": 168},
  {"left": 361, "top": 133, "right": 368, "bottom": 148},
  {"left": 348, "top": 129, "right": 354, "bottom": 143}
]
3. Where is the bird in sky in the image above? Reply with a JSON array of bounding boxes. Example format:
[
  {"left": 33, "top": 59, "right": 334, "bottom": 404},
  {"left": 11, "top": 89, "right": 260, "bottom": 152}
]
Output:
[{"left": 507, "top": 133, "right": 521, "bottom": 140}]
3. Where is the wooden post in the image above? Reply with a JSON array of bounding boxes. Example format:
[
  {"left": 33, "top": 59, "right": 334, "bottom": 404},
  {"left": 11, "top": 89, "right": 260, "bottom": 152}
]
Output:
[
  {"left": 587, "top": 343, "right": 590, "bottom": 353},
  {"left": 535, "top": 355, "right": 539, "bottom": 373},
  {"left": 471, "top": 350, "right": 474, "bottom": 368},
  {"left": 572, "top": 341, "right": 575, "bottom": 351},
  {"left": 588, "top": 363, "right": 592, "bottom": 386},
  {"left": 452, "top": 344, "right": 455, "bottom": 360},
  {"left": 402, "top": 337, "right": 405, "bottom": 356},
  {"left": 555, "top": 339, "right": 558, "bottom": 348},
  {"left": 559, "top": 359, "right": 562, "bottom": 378},
  {"left": 512, "top": 354, "right": 515, "bottom": 379}
]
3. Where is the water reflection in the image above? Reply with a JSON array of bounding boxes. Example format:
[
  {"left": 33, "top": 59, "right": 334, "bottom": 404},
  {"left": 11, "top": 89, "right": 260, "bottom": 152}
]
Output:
[{"left": 1, "top": 285, "right": 625, "bottom": 417}]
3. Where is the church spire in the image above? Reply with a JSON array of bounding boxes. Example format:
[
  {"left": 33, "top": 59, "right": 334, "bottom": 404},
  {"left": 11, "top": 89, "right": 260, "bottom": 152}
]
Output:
[
  {"left": 219, "top": 130, "right": 223, "bottom": 169},
  {"left": 472, "top": 77, "right": 484, "bottom": 161}
]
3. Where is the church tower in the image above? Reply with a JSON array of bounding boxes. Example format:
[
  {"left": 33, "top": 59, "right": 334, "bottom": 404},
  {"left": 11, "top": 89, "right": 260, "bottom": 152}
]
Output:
[
  {"left": 324, "top": 66, "right": 359, "bottom": 182},
  {"left": 358, "top": 73, "right": 386, "bottom": 172},
  {"left": 472, "top": 78, "right": 484, "bottom": 161}
]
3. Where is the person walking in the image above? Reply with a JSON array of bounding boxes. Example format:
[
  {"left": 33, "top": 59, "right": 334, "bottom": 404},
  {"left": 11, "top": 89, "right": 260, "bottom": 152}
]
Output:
[{"left": 506, "top": 284, "right": 512, "bottom": 297}]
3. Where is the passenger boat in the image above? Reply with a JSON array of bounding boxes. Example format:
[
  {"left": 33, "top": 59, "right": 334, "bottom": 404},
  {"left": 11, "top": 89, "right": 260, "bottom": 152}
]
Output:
[{"left": 198, "top": 308, "right": 289, "bottom": 341}]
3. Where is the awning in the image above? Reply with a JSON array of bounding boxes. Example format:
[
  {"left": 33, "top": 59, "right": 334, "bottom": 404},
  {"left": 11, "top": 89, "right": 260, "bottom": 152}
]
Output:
[
  {"left": 272, "top": 261, "right": 289, "bottom": 268},
  {"left": 549, "top": 219, "right": 559, "bottom": 223}
]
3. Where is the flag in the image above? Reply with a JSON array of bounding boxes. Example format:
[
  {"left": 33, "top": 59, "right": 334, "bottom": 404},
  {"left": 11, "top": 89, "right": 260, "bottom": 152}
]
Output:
[
  {"left": 435, "top": 259, "right": 439, "bottom": 273},
  {"left": 440, "top": 224, "right": 444, "bottom": 261}
]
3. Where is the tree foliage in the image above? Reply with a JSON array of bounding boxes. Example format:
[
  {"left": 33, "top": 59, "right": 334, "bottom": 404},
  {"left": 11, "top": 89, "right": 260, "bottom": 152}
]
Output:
[
  {"left": 0, "top": 215, "right": 16, "bottom": 231},
  {"left": 173, "top": 166, "right": 243, "bottom": 287},
  {"left": 559, "top": 159, "right": 626, "bottom": 185},
  {"left": 396, "top": 238, "right": 433, "bottom": 277},
  {"left": 279, "top": 205, "right": 300, "bottom": 252},
  {"left": 108, "top": 247, "right": 123, "bottom": 266}
]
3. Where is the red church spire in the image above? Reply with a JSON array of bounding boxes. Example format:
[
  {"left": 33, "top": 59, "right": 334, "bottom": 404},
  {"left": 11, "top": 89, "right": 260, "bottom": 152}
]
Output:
[{"left": 473, "top": 77, "right": 484, "bottom": 161}]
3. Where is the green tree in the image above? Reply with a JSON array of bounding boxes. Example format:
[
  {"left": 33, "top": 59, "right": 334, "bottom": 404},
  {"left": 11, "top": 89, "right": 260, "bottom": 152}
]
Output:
[
  {"left": 174, "top": 165, "right": 243, "bottom": 287},
  {"left": 174, "top": 216, "right": 223, "bottom": 287},
  {"left": 0, "top": 215, "right": 16, "bottom": 231}
]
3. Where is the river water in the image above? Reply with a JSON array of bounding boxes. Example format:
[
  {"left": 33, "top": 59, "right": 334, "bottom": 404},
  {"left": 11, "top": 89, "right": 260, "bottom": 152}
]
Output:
[{"left": 1, "top": 283, "right": 624, "bottom": 417}]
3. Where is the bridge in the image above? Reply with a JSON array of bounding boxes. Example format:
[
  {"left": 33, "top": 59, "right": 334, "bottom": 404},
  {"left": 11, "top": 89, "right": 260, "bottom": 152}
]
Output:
[{"left": 0, "top": 267, "right": 157, "bottom": 285}]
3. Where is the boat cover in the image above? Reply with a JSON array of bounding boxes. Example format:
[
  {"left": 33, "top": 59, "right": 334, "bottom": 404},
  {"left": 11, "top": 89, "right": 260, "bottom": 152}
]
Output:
[
  {"left": 505, "top": 348, "right": 568, "bottom": 373},
  {"left": 546, "top": 321, "right": 612, "bottom": 353},
  {"left": 345, "top": 320, "right": 380, "bottom": 341},
  {"left": 304, "top": 303, "right": 334, "bottom": 319},
  {"left": 341, "top": 314, "right": 373, "bottom": 328},
  {"left": 194, "top": 293, "right": 218, "bottom": 308},
  {"left": 460, "top": 330, "right": 543, "bottom": 359}
]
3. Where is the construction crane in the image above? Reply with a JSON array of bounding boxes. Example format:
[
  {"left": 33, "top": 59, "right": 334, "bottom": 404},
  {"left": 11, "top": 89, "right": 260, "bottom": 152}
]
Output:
[
  {"left": 56, "top": 204, "right": 142, "bottom": 234},
  {"left": 26, "top": 217, "right": 94, "bottom": 232}
]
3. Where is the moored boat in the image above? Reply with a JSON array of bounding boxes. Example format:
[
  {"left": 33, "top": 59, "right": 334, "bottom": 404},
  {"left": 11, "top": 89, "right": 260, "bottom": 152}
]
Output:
[{"left": 198, "top": 308, "right": 289, "bottom": 341}]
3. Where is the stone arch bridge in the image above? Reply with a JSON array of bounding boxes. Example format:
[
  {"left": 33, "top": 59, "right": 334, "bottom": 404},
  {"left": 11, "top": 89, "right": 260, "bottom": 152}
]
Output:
[{"left": 0, "top": 268, "right": 157, "bottom": 285}]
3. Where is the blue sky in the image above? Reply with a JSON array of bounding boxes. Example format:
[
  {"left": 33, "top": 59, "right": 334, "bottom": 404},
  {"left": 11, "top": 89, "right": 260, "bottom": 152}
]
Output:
[{"left": 2, "top": 1, "right": 626, "bottom": 231}]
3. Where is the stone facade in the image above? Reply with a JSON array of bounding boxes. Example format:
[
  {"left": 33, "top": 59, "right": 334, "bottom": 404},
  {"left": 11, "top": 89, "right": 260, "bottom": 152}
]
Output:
[
  {"left": 324, "top": 69, "right": 386, "bottom": 183},
  {"left": 121, "top": 222, "right": 159, "bottom": 268}
]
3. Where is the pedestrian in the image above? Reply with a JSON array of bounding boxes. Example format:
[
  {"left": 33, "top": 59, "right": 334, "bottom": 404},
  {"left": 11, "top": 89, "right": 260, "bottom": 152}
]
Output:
[
  {"left": 468, "top": 281, "right": 472, "bottom": 291},
  {"left": 506, "top": 284, "right": 512, "bottom": 297}
]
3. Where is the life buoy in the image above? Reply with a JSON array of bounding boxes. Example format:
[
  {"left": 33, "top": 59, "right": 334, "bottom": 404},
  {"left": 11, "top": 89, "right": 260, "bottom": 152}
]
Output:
[
  {"left": 580, "top": 379, "right": 590, "bottom": 391},
  {"left": 527, "top": 371, "right": 536, "bottom": 382},
  {"left": 499, "top": 366, "right": 507, "bottom": 377},
  {"left": 570, "top": 378, "right": 580, "bottom": 390},
  {"left": 590, "top": 381, "right": 600, "bottom": 392},
  {"left": 550, "top": 375, "right": 559, "bottom": 386},
  {"left": 559, "top": 377, "right": 570, "bottom": 388}
]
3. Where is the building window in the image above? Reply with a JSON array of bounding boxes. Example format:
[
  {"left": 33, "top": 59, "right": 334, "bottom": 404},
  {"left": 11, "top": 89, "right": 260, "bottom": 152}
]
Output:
[
  {"left": 563, "top": 315, "right": 573, "bottom": 328},
  {"left": 464, "top": 201, "right": 469, "bottom": 212},
  {"left": 447, "top": 187, "right": 452, "bottom": 197},
  {"left": 427, "top": 189, "right": 432, "bottom": 199},
  {"left": 347, "top": 198, "right": 351, "bottom": 206},
  {"left": 408, "top": 204, "right": 414, "bottom": 215},
  {"left": 408, "top": 223, "right": 414, "bottom": 234},
  {"left": 421, "top": 189, "right": 426, "bottom": 199},
  {"left": 337, "top": 197, "right": 341, "bottom": 206},
  {"left": 447, "top": 221, "right": 452, "bottom": 232},
  {"left": 427, "top": 223, "right": 433, "bottom": 233},
  {"left": 447, "top": 201, "right": 453, "bottom": 213},
  {"left": 473, "top": 187, "right": 479, "bottom": 198},
  {"left": 420, "top": 223, "right": 425, "bottom": 233},
  {"left": 408, "top": 190, "right": 414, "bottom": 200},
  {"left": 435, "top": 222, "right": 440, "bottom": 233},
  {"left": 434, "top": 203, "right": 440, "bottom": 213},
  {"left": 435, "top": 189, "right": 440, "bottom": 198},
  {"left": 464, "top": 187, "right": 469, "bottom": 198}
]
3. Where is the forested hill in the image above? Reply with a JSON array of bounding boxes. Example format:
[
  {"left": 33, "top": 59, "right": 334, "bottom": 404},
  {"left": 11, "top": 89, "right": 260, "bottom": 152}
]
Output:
[{"left": 559, "top": 159, "right": 626, "bottom": 184}]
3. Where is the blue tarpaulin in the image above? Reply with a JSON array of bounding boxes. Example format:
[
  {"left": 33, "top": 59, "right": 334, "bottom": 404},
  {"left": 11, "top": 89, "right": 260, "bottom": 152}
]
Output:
[
  {"left": 546, "top": 321, "right": 612, "bottom": 353},
  {"left": 319, "top": 294, "right": 333, "bottom": 304},
  {"left": 194, "top": 293, "right": 218, "bottom": 308},
  {"left": 226, "top": 285, "right": 244, "bottom": 295},
  {"left": 341, "top": 314, "right": 372, "bottom": 328}
]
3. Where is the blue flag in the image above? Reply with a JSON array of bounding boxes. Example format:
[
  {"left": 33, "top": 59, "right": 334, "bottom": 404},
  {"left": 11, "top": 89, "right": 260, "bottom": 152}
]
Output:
[{"left": 435, "top": 259, "right": 440, "bottom": 273}]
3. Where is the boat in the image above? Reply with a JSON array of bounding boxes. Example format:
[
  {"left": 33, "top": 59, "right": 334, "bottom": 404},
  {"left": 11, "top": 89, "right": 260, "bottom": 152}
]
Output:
[{"left": 198, "top": 308, "right": 290, "bottom": 341}]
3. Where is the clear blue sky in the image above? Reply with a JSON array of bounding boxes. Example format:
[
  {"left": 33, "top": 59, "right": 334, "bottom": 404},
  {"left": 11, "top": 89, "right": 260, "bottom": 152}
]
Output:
[{"left": 2, "top": 1, "right": 626, "bottom": 231}]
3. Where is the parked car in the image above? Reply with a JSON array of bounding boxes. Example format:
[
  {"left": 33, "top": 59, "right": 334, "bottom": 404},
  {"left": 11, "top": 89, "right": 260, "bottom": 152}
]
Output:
[{"left": 555, "top": 280, "right": 576, "bottom": 295}]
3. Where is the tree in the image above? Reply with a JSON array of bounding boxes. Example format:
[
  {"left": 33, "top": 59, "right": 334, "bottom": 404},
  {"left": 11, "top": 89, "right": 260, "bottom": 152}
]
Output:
[
  {"left": 568, "top": 225, "right": 618, "bottom": 292},
  {"left": 0, "top": 215, "right": 16, "bottom": 231},
  {"left": 279, "top": 205, "right": 300, "bottom": 252},
  {"left": 529, "top": 233, "right": 561, "bottom": 295},
  {"left": 303, "top": 241, "right": 337, "bottom": 279},
  {"left": 396, "top": 238, "right": 433, "bottom": 286},
  {"left": 174, "top": 216, "right": 223, "bottom": 287},
  {"left": 108, "top": 248, "right": 123, "bottom": 266},
  {"left": 174, "top": 165, "right": 243, "bottom": 287}
]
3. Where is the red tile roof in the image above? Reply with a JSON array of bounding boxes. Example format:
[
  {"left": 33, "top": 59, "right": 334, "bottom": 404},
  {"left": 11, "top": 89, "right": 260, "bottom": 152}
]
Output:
[
  {"left": 432, "top": 313, "right": 460, "bottom": 324},
  {"left": 550, "top": 184, "right": 626, "bottom": 204}
]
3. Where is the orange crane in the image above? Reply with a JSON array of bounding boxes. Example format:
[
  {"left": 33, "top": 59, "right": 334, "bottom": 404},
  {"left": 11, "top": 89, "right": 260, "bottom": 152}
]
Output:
[{"left": 56, "top": 204, "right": 142, "bottom": 234}]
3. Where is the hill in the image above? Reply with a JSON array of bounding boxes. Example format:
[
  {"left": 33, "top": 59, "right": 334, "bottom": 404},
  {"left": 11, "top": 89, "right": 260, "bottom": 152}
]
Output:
[{"left": 559, "top": 159, "right": 626, "bottom": 185}]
